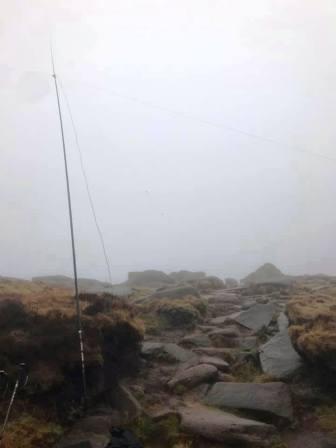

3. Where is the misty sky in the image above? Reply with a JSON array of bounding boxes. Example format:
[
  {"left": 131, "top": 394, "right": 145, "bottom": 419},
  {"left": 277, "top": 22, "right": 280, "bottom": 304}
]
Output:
[{"left": 1, "top": 0, "right": 336, "bottom": 283}]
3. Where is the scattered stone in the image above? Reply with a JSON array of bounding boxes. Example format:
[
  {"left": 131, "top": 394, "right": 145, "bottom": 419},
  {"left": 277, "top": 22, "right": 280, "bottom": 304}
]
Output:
[
  {"left": 179, "top": 355, "right": 230, "bottom": 373},
  {"left": 239, "top": 336, "right": 258, "bottom": 350},
  {"left": 198, "top": 356, "right": 230, "bottom": 372},
  {"left": 232, "top": 303, "right": 276, "bottom": 332},
  {"left": 208, "top": 293, "right": 240, "bottom": 305},
  {"left": 217, "top": 373, "right": 235, "bottom": 382},
  {"left": 241, "top": 300, "right": 256, "bottom": 310},
  {"left": 193, "top": 347, "right": 235, "bottom": 363},
  {"left": 141, "top": 342, "right": 195, "bottom": 363},
  {"left": 180, "top": 404, "right": 277, "bottom": 447},
  {"left": 198, "top": 325, "right": 219, "bottom": 333},
  {"left": 208, "top": 328, "right": 240, "bottom": 347},
  {"left": 168, "top": 364, "right": 218, "bottom": 390},
  {"left": 210, "top": 315, "right": 239, "bottom": 326},
  {"left": 209, "top": 316, "right": 228, "bottom": 325},
  {"left": 149, "top": 409, "right": 181, "bottom": 422},
  {"left": 180, "top": 333, "right": 211, "bottom": 348},
  {"left": 55, "top": 414, "right": 119, "bottom": 448},
  {"left": 205, "top": 382, "right": 293, "bottom": 420},
  {"left": 260, "top": 330, "right": 302, "bottom": 379},
  {"left": 256, "top": 297, "right": 270, "bottom": 304}
]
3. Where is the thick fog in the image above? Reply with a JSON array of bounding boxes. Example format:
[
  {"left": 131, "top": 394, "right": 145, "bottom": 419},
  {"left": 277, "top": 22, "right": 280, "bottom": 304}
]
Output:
[{"left": 1, "top": 1, "right": 336, "bottom": 283}]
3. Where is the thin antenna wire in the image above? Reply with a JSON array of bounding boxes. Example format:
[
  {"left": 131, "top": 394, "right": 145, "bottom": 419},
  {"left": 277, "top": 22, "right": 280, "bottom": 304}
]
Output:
[
  {"left": 58, "top": 80, "right": 113, "bottom": 285},
  {"left": 77, "top": 80, "right": 336, "bottom": 164},
  {"left": 50, "top": 43, "right": 87, "bottom": 403}
]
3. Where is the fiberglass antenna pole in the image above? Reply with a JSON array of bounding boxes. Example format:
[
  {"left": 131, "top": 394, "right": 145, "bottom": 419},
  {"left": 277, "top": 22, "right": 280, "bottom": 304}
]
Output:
[{"left": 50, "top": 45, "right": 88, "bottom": 404}]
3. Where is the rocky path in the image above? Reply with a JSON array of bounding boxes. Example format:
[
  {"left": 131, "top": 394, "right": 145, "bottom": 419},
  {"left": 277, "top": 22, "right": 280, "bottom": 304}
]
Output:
[
  {"left": 55, "top": 285, "right": 334, "bottom": 447},
  {"left": 136, "top": 288, "right": 307, "bottom": 446}
]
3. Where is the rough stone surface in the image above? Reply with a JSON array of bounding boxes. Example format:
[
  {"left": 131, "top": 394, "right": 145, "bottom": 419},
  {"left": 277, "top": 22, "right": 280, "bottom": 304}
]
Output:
[
  {"left": 180, "top": 404, "right": 277, "bottom": 447},
  {"left": 179, "top": 355, "right": 230, "bottom": 373},
  {"left": 141, "top": 342, "right": 195, "bottom": 363},
  {"left": 205, "top": 382, "right": 293, "bottom": 420},
  {"left": 208, "top": 328, "right": 240, "bottom": 347},
  {"left": 208, "top": 293, "right": 240, "bottom": 305},
  {"left": 193, "top": 347, "right": 235, "bottom": 363},
  {"left": 239, "top": 336, "right": 258, "bottom": 350},
  {"left": 168, "top": 364, "right": 218, "bottom": 390},
  {"left": 260, "top": 330, "right": 302, "bottom": 379},
  {"left": 232, "top": 303, "right": 276, "bottom": 332},
  {"left": 180, "top": 333, "right": 211, "bottom": 348},
  {"left": 198, "top": 325, "right": 219, "bottom": 333},
  {"left": 209, "top": 315, "right": 232, "bottom": 325},
  {"left": 277, "top": 312, "right": 289, "bottom": 331}
]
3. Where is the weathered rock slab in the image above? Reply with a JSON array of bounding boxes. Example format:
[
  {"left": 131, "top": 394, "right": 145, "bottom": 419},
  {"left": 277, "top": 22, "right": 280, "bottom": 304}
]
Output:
[
  {"left": 193, "top": 347, "right": 235, "bottom": 363},
  {"left": 260, "top": 329, "right": 302, "bottom": 379},
  {"left": 208, "top": 328, "right": 241, "bottom": 347},
  {"left": 180, "top": 333, "right": 211, "bottom": 348},
  {"left": 179, "top": 355, "right": 230, "bottom": 373},
  {"left": 168, "top": 364, "right": 218, "bottom": 390},
  {"left": 205, "top": 381, "right": 293, "bottom": 420},
  {"left": 232, "top": 303, "right": 276, "bottom": 332},
  {"left": 180, "top": 405, "right": 277, "bottom": 447},
  {"left": 141, "top": 342, "right": 195, "bottom": 363}
]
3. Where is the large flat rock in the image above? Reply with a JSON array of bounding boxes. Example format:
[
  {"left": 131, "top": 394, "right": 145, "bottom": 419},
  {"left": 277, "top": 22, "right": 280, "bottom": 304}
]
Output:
[
  {"left": 180, "top": 404, "right": 277, "bottom": 447},
  {"left": 260, "top": 329, "right": 302, "bottom": 379},
  {"left": 232, "top": 303, "right": 276, "bottom": 332},
  {"left": 204, "top": 381, "right": 293, "bottom": 420}
]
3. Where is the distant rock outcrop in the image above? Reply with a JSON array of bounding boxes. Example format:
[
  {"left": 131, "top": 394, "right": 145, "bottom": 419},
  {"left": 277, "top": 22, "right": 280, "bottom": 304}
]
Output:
[
  {"left": 151, "top": 285, "right": 200, "bottom": 299},
  {"left": 242, "top": 263, "right": 289, "bottom": 286},
  {"left": 127, "top": 270, "right": 175, "bottom": 288},
  {"left": 169, "top": 270, "right": 206, "bottom": 283},
  {"left": 33, "top": 275, "right": 74, "bottom": 288},
  {"left": 32, "top": 275, "right": 132, "bottom": 296},
  {"left": 190, "top": 276, "right": 225, "bottom": 292}
]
